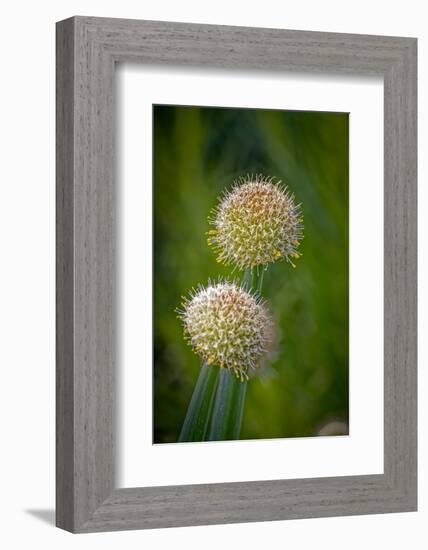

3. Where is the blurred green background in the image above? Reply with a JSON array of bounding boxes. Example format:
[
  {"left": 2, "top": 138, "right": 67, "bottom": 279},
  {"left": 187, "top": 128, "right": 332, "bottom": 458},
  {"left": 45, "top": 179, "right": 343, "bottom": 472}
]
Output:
[{"left": 153, "top": 104, "right": 349, "bottom": 443}]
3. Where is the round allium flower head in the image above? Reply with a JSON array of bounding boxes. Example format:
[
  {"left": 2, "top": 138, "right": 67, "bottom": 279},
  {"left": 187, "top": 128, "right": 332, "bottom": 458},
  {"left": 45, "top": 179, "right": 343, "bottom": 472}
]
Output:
[
  {"left": 208, "top": 174, "right": 303, "bottom": 270},
  {"left": 177, "top": 281, "right": 274, "bottom": 381}
]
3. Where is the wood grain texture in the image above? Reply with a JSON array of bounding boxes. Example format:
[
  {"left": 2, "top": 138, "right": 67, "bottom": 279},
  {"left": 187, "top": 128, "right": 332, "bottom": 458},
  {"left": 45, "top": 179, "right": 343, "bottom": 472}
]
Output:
[
  {"left": 56, "top": 16, "right": 417, "bottom": 533},
  {"left": 56, "top": 18, "right": 75, "bottom": 532}
]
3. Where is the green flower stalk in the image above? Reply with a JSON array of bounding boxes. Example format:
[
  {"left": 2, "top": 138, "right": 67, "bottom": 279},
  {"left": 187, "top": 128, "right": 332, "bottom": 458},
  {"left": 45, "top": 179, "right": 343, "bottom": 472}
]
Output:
[
  {"left": 178, "top": 281, "right": 274, "bottom": 382},
  {"left": 208, "top": 174, "right": 303, "bottom": 270}
]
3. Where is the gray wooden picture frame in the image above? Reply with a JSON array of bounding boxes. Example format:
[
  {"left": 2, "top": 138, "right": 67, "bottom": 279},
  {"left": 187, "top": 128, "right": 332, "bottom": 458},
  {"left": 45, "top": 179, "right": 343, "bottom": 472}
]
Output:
[{"left": 56, "top": 16, "right": 417, "bottom": 533}]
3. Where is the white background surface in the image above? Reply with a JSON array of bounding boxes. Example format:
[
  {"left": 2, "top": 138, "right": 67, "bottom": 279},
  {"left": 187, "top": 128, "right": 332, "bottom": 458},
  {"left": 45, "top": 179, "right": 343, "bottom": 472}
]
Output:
[
  {"left": 0, "top": 1, "right": 425, "bottom": 549},
  {"left": 118, "top": 67, "right": 383, "bottom": 487}
]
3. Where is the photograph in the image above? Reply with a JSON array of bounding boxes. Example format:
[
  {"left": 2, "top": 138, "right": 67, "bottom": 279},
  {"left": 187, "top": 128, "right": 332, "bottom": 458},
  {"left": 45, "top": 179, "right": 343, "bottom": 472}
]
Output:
[
  {"left": 1, "top": 5, "right": 417, "bottom": 542},
  {"left": 153, "top": 104, "right": 349, "bottom": 444}
]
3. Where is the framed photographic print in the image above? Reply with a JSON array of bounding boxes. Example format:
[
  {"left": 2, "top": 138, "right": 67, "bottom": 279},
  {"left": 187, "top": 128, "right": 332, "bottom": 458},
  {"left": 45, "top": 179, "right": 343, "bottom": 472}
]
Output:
[{"left": 56, "top": 16, "right": 417, "bottom": 532}]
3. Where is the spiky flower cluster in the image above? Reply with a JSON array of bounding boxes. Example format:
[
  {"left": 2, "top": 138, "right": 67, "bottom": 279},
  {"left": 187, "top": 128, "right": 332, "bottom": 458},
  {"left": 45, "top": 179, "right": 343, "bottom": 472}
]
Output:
[
  {"left": 177, "top": 281, "right": 274, "bottom": 380},
  {"left": 208, "top": 174, "right": 303, "bottom": 270}
]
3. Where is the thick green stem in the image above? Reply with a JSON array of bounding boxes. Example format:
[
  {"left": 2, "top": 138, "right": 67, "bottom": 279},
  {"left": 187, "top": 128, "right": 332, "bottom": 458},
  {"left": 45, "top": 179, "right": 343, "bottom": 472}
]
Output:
[
  {"left": 178, "top": 363, "right": 219, "bottom": 442},
  {"left": 244, "top": 267, "right": 266, "bottom": 295},
  {"left": 242, "top": 268, "right": 252, "bottom": 288},
  {"left": 207, "top": 368, "right": 247, "bottom": 441},
  {"left": 256, "top": 268, "right": 265, "bottom": 294}
]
